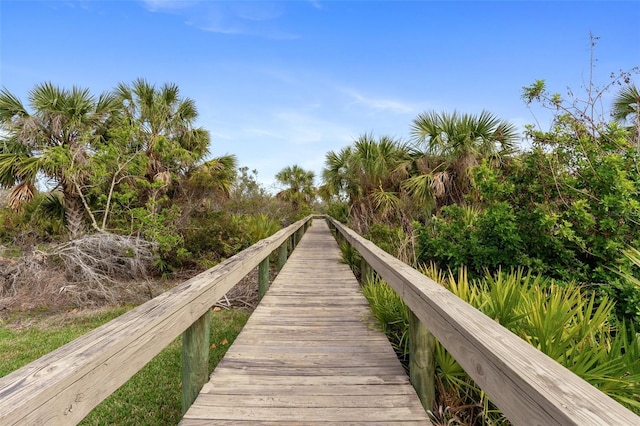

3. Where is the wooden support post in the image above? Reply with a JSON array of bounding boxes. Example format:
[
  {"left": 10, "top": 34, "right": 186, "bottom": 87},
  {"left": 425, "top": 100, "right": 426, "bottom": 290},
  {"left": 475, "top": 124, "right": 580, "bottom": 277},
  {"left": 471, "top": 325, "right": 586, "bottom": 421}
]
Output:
[
  {"left": 258, "top": 257, "right": 270, "bottom": 301},
  {"left": 360, "top": 259, "right": 374, "bottom": 284},
  {"left": 181, "top": 309, "right": 211, "bottom": 414},
  {"left": 277, "top": 243, "right": 288, "bottom": 270},
  {"left": 409, "top": 309, "right": 436, "bottom": 412},
  {"left": 332, "top": 227, "right": 341, "bottom": 244}
]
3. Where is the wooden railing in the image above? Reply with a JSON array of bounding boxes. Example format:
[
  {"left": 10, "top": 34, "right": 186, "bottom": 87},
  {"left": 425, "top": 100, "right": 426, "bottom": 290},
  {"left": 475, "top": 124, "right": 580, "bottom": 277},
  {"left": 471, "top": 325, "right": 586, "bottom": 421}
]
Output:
[
  {"left": 0, "top": 216, "right": 313, "bottom": 426},
  {"left": 326, "top": 216, "right": 639, "bottom": 426}
]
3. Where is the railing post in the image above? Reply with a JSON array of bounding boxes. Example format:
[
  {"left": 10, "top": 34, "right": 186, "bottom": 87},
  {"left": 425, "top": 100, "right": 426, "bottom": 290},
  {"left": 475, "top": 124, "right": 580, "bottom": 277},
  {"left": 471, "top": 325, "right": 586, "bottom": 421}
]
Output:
[
  {"left": 360, "top": 259, "right": 374, "bottom": 284},
  {"left": 277, "top": 243, "right": 288, "bottom": 271},
  {"left": 181, "top": 309, "right": 211, "bottom": 414},
  {"left": 409, "top": 309, "right": 436, "bottom": 412},
  {"left": 258, "top": 257, "right": 270, "bottom": 301}
]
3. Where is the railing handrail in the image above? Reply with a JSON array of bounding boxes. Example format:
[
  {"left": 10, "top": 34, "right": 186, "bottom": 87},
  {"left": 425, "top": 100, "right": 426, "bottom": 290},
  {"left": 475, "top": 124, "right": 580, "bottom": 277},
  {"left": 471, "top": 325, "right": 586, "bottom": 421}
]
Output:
[
  {"left": 0, "top": 215, "right": 313, "bottom": 426},
  {"left": 326, "top": 216, "right": 639, "bottom": 426}
]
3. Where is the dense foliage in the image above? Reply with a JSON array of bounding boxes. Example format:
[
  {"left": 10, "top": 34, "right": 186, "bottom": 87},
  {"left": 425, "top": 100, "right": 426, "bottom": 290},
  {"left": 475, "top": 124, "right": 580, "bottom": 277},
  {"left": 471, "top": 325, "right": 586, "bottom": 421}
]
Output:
[
  {"left": 362, "top": 268, "right": 640, "bottom": 422},
  {"left": 0, "top": 81, "right": 312, "bottom": 308}
]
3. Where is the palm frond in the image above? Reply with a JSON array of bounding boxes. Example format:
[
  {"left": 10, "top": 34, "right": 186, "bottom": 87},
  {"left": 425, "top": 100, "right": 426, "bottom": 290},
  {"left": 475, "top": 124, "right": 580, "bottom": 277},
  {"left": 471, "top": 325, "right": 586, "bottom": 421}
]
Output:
[
  {"left": 8, "top": 180, "right": 35, "bottom": 211},
  {"left": 401, "top": 174, "right": 434, "bottom": 208},
  {"left": 0, "top": 88, "right": 28, "bottom": 123},
  {"left": 612, "top": 84, "right": 640, "bottom": 124}
]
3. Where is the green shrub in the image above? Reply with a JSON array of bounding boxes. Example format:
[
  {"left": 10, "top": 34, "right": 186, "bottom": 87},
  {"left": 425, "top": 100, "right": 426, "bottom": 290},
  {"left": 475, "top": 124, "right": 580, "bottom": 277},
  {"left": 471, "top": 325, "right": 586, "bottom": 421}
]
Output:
[
  {"left": 325, "top": 201, "right": 348, "bottom": 223},
  {"left": 363, "top": 266, "right": 640, "bottom": 422},
  {"left": 232, "top": 213, "right": 281, "bottom": 247},
  {"left": 183, "top": 211, "right": 243, "bottom": 265},
  {"left": 0, "top": 193, "right": 66, "bottom": 245},
  {"left": 361, "top": 278, "right": 409, "bottom": 368},
  {"left": 338, "top": 241, "right": 361, "bottom": 277}
]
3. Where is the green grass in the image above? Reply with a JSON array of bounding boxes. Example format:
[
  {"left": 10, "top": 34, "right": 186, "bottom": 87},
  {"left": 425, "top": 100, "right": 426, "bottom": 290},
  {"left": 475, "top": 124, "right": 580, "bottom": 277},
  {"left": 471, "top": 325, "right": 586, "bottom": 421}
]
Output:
[
  {"left": 0, "top": 307, "right": 134, "bottom": 376},
  {"left": 1, "top": 307, "right": 250, "bottom": 425}
]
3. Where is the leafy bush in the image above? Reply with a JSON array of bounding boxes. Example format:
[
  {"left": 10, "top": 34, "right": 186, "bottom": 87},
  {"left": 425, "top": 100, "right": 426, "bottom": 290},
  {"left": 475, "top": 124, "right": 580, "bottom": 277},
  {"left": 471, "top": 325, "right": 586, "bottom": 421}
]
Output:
[
  {"left": 183, "top": 211, "right": 243, "bottom": 266},
  {"left": 325, "top": 201, "right": 348, "bottom": 223},
  {"left": 0, "top": 193, "right": 66, "bottom": 246},
  {"left": 415, "top": 203, "right": 528, "bottom": 277},
  {"left": 365, "top": 222, "right": 407, "bottom": 258},
  {"left": 232, "top": 213, "right": 281, "bottom": 247}
]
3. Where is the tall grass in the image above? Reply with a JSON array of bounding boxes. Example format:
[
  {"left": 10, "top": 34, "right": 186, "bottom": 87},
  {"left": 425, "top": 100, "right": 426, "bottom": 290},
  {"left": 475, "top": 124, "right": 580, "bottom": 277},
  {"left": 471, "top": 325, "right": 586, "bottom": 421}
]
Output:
[{"left": 361, "top": 276, "right": 409, "bottom": 368}]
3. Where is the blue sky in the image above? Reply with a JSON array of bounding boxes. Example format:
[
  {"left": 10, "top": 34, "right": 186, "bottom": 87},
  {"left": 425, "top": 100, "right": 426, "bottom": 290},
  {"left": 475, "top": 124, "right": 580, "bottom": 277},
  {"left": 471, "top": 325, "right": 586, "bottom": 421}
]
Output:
[{"left": 1, "top": 1, "right": 639, "bottom": 190}]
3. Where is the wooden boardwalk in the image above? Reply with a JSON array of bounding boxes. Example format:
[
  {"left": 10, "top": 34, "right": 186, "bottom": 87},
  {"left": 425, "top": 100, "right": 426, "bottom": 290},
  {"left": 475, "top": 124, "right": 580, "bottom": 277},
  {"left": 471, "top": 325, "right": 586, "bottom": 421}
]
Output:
[{"left": 180, "top": 220, "right": 431, "bottom": 425}]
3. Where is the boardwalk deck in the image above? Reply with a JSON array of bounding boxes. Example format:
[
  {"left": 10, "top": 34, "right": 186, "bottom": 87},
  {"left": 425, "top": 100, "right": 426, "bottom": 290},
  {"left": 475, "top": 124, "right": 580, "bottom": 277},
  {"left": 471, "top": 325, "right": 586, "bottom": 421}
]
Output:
[{"left": 180, "top": 220, "right": 431, "bottom": 425}]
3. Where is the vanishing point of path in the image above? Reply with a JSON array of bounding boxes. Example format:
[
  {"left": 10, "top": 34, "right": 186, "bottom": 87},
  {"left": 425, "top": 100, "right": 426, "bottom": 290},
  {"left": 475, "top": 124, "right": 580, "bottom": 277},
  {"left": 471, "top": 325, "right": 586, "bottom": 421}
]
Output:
[{"left": 180, "top": 219, "right": 431, "bottom": 425}]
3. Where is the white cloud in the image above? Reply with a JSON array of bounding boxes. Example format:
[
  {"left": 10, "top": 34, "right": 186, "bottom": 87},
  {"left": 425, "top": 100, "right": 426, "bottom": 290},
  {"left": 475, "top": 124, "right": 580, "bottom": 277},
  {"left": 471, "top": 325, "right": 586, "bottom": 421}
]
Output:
[
  {"left": 307, "top": 0, "right": 323, "bottom": 10},
  {"left": 342, "top": 88, "right": 416, "bottom": 115},
  {"left": 140, "top": 0, "right": 300, "bottom": 39},
  {"left": 141, "top": 0, "right": 200, "bottom": 12},
  {"left": 232, "top": 2, "right": 284, "bottom": 22}
]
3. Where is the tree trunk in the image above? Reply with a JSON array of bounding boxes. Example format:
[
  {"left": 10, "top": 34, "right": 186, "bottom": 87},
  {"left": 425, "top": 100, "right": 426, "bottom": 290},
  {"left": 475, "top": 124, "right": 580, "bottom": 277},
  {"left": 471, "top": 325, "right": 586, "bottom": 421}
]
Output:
[{"left": 63, "top": 181, "right": 85, "bottom": 239}]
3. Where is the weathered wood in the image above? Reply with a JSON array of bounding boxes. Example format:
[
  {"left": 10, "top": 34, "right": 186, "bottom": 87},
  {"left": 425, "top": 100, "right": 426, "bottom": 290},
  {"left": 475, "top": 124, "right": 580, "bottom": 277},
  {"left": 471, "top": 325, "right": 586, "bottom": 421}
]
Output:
[
  {"left": 181, "top": 221, "right": 430, "bottom": 424},
  {"left": 409, "top": 309, "right": 436, "bottom": 412},
  {"left": 0, "top": 216, "right": 312, "bottom": 426},
  {"left": 183, "top": 406, "right": 428, "bottom": 422},
  {"left": 327, "top": 217, "right": 640, "bottom": 426},
  {"left": 182, "top": 309, "right": 211, "bottom": 414},
  {"left": 258, "top": 257, "right": 269, "bottom": 301},
  {"left": 295, "top": 227, "right": 304, "bottom": 246},
  {"left": 188, "top": 394, "right": 421, "bottom": 408},
  {"left": 277, "top": 242, "right": 287, "bottom": 270},
  {"left": 360, "top": 258, "right": 374, "bottom": 283}
]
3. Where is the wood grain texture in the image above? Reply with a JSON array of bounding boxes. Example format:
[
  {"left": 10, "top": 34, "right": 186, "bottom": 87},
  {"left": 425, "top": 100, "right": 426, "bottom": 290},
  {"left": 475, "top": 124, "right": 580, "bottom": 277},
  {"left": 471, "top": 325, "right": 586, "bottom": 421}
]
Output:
[
  {"left": 409, "top": 309, "right": 435, "bottom": 412},
  {"left": 327, "top": 216, "right": 640, "bottom": 426},
  {"left": 0, "top": 216, "right": 312, "bottom": 426},
  {"left": 182, "top": 310, "right": 211, "bottom": 414},
  {"left": 180, "top": 220, "right": 431, "bottom": 425}
]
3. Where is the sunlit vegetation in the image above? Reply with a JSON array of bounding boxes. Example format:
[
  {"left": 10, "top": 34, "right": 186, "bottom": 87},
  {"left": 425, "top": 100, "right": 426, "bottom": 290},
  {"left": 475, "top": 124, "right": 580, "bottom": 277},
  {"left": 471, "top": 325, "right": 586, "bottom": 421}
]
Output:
[
  {"left": 362, "top": 267, "right": 640, "bottom": 422},
  {"left": 1, "top": 38, "right": 639, "bottom": 424},
  {"left": 331, "top": 47, "right": 640, "bottom": 421}
]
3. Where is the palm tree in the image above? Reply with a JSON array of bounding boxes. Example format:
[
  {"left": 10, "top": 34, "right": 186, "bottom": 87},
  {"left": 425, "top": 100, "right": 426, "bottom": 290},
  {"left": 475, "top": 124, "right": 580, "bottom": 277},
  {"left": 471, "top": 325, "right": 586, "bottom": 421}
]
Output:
[
  {"left": 275, "top": 165, "right": 316, "bottom": 215},
  {"left": 0, "top": 83, "right": 117, "bottom": 237},
  {"left": 322, "top": 134, "right": 413, "bottom": 232},
  {"left": 114, "top": 78, "right": 210, "bottom": 185},
  {"left": 410, "top": 110, "right": 517, "bottom": 206},
  {"left": 182, "top": 154, "right": 238, "bottom": 211},
  {"left": 612, "top": 84, "right": 640, "bottom": 146}
]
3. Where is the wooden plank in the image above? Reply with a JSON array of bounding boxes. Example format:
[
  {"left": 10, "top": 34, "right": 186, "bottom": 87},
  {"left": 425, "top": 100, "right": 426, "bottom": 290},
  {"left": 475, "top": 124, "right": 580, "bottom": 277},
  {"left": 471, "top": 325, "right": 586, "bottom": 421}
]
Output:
[
  {"left": 181, "top": 421, "right": 427, "bottom": 426},
  {"left": 188, "top": 394, "right": 423, "bottom": 408},
  {"left": 328, "top": 217, "right": 640, "bottom": 426},
  {"left": 199, "top": 383, "right": 419, "bottom": 396},
  {"left": 182, "top": 406, "right": 428, "bottom": 422},
  {"left": 217, "top": 355, "right": 403, "bottom": 368},
  {"left": 181, "top": 220, "right": 430, "bottom": 424},
  {"left": 212, "top": 364, "right": 407, "bottom": 376}
]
